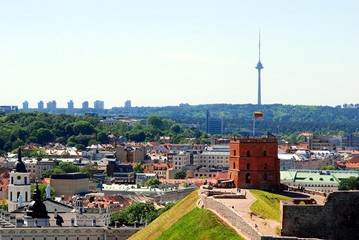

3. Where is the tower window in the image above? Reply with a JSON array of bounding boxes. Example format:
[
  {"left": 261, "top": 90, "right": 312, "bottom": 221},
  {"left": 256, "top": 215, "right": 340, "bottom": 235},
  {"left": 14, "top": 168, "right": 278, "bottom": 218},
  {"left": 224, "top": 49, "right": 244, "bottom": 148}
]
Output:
[
  {"left": 233, "top": 150, "right": 236, "bottom": 156},
  {"left": 247, "top": 151, "right": 250, "bottom": 157},
  {"left": 246, "top": 163, "right": 250, "bottom": 170},
  {"left": 264, "top": 173, "right": 267, "bottom": 180},
  {"left": 246, "top": 173, "right": 251, "bottom": 184},
  {"left": 233, "top": 162, "right": 236, "bottom": 169},
  {"left": 264, "top": 163, "right": 267, "bottom": 169},
  {"left": 263, "top": 151, "right": 267, "bottom": 157}
]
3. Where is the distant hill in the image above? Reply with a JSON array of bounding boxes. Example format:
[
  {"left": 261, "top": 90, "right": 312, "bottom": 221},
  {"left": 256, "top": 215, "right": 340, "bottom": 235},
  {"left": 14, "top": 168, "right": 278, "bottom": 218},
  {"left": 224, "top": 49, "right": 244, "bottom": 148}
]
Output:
[
  {"left": 129, "top": 190, "right": 243, "bottom": 240},
  {"left": 108, "top": 104, "right": 359, "bottom": 134}
]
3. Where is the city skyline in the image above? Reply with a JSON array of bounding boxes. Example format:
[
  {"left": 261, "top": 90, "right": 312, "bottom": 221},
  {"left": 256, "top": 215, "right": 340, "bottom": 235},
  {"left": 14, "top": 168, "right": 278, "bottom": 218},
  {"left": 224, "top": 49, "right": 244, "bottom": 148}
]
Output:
[{"left": 1, "top": 1, "right": 358, "bottom": 108}]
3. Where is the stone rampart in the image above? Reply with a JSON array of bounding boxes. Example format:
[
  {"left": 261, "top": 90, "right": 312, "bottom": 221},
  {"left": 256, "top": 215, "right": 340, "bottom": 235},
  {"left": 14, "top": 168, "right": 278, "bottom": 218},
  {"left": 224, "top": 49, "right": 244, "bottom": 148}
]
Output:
[
  {"left": 200, "top": 193, "right": 262, "bottom": 240},
  {"left": 0, "top": 226, "right": 140, "bottom": 240},
  {"left": 281, "top": 191, "right": 359, "bottom": 240}
]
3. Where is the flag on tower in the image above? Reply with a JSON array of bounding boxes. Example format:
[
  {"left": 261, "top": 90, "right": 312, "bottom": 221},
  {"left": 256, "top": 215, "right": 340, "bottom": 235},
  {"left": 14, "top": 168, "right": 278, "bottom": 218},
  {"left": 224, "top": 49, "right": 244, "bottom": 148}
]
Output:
[{"left": 254, "top": 111, "right": 263, "bottom": 119}]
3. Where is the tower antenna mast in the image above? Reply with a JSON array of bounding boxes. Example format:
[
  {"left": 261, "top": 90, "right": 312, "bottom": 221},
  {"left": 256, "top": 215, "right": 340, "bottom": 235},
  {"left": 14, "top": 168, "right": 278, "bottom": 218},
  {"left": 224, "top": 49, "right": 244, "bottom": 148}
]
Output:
[{"left": 256, "top": 29, "right": 263, "bottom": 106}]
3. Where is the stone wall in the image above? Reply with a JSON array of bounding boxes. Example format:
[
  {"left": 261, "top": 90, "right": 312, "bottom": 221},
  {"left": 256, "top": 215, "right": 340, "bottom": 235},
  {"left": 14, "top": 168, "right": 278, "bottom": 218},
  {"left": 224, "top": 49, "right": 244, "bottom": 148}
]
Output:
[
  {"left": 200, "top": 193, "right": 262, "bottom": 240},
  {"left": 0, "top": 226, "right": 140, "bottom": 240},
  {"left": 281, "top": 191, "right": 359, "bottom": 240}
]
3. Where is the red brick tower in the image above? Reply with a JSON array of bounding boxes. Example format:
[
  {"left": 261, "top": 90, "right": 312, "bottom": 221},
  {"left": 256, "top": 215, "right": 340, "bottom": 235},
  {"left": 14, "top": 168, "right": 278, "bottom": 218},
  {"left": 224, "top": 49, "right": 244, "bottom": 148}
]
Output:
[{"left": 228, "top": 136, "right": 280, "bottom": 191}]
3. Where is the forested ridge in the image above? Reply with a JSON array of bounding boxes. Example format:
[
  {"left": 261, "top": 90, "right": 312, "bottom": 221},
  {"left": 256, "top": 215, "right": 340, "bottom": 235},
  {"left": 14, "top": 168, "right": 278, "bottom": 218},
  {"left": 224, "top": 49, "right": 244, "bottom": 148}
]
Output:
[
  {"left": 110, "top": 104, "right": 359, "bottom": 134},
  {"left": 1, "top": 104, "right": 358, "bottom": 154}
]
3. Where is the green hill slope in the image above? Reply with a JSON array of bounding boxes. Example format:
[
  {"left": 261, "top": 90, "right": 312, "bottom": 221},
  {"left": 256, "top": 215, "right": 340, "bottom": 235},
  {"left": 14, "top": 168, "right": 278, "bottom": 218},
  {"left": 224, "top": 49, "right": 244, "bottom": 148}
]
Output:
[
  {"left": 129, "top": 190, "right": 199, "bottom": 240},
  {"left": 130, "top": 190, "right": 243, "bottom": 240},
  {"left": 157, "top": 207, "right": 243, "bottom": 240},
  {"left": 249, "top": 190, "right": 291, "bottom": 221}
]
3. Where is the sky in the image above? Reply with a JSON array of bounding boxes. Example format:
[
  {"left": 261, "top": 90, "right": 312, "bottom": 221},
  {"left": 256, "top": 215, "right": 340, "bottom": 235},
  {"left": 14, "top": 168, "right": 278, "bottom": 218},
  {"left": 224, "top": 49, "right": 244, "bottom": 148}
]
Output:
[{"left": 0, "top": 1, "right": 358, "bottom": 109}]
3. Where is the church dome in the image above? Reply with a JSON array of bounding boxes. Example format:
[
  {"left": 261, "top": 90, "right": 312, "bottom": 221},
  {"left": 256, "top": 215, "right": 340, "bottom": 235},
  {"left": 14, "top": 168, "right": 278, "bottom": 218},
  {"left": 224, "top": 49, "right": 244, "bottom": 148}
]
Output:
[
  {"left": 14, "top": 147, "right": 27, "bottom": 173},
  {"left": 27, "top": 184, "right": 49, "bottom": 219},
  {"left": 15, "top": 160, "right": 27, "bottom": 173}
]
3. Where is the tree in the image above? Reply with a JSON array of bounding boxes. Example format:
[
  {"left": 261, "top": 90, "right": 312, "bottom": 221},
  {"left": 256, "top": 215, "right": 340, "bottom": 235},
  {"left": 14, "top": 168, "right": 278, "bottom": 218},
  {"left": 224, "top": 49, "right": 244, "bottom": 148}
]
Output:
[
  {"left": 80, "top": 163, "right": 99, "bottom": 178},
  {"left": 133, "top": 163, "right": 144, "bottom": 173},
  {"left": 97, "top": 131, "right": 109, "bottom": 144},
  {"left": 73, "top": 121, "right": 95, "bottom": 135},
  {"left": 146, "top": 178, "right": 161, "bottom": 187},
  {"left": 321, "top": 165, "right": 338, "bottom": 170},
  {"left": 35, "top": 128, "right": 54, "bottom": 145},
  {"left": 339, "top": 177, "right": 359, "bottom": 190},
  {"left": 174, "top": 170, "right": 187, "bottom": 179},
  {"left": 147, "top": 115, "right": 164, "bottom": 130},
  {"left": 57, "top": 162, "right": 80, "bottom": 173}
]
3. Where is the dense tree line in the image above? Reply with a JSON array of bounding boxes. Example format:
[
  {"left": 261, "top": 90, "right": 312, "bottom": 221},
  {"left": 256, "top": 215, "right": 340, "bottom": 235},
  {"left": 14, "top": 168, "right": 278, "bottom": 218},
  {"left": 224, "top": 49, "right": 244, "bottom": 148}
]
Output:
[
  {"left": 107, "top": 104, "right": 359, "bottom": 135},
  {"left": 0, "top": 112, "right": 206, "bottom": 154},
  {"left": 110, "top": 202, "right": 175, "bottom": 226},
  {"left": 1, "top": 103, "right": 358, "bottom": 154}
]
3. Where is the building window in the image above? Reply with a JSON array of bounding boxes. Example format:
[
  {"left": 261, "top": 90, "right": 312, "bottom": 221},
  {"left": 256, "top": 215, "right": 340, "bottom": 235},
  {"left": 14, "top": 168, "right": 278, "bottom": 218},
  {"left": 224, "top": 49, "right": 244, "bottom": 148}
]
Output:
[
  {"left": 233, "top": 162, "right": 236, "bottom": 169},
  {"left": 246, "top": 173, "right": 250, "bottom": 184},
  {"left": 264, "top": 173, "right": 267, "bottom": 180},
  {"left": 11, "top": 177, "right": 13, "bottom": 184},
  {"left": 264, "top": 163, "right": 267, "bottom": 169},
  {"left": 246, "top": 151, "right": 250, "bottom": 157},
  {"left": 263, "top": 151, "right": 267, "bottom": 157},
  {"left": 233, "top": 150, "right": 236, "bottom": 156},
  {"left": 246, "top": 163, "right": 250, "bottom": 170}
]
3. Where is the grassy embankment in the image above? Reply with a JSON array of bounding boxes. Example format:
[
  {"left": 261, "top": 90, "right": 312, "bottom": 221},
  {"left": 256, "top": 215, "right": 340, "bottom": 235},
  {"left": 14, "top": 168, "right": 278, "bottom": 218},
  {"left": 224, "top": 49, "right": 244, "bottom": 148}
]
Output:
[
  {"left": 157, "top": 207, "right": 243, "bottom": 240},
  {"left": 129, "top": 190, "right": 198, "bottom": 240},
  {"left": 249, "top": 190, "right": 291, "bottom": 222},
  {"left": 130, "top": 190, "right": 244, "bottom": 240}
]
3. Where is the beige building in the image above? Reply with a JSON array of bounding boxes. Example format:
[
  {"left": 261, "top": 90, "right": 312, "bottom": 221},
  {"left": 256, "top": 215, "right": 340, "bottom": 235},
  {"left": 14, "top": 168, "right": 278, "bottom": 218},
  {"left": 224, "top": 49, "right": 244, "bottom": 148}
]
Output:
[
  {"left": 193, "top": 151, "right": 229, "bottom": 169},
  {"left": 172, "top": 152, "right": 191, "bottom": 170},
  {"left": 25, "top": 158, "right": 56, "bottom": 180},
  {"left": 50, "top": 173, "right": 89, "bottom": 197}
]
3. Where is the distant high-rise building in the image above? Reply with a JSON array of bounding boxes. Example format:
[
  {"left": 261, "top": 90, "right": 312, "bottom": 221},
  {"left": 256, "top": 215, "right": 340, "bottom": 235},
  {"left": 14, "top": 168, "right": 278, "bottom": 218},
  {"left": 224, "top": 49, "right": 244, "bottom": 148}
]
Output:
[
  {"left": 94, "top": 100, "right": 104, "bottom": 110},
  {"left": 38, "top": 101, "right": 44, "bottom": 110},
  {"left": 68, "top": 100, "right": 74, "bottom": 110},
  {"left": 256, "top": 31, "right": 263, "bottom": 106},
  {"left": 124, "top": 100, "right": 132, "bottom": 108},
  {"left": 46, "top": 100, "right": 57, "bottom": 110},
  {"left": 22, "top": 101, "right": 29, "bottom": 110},
  {"left": 205, "top": 110, "right": 224, "bottom": 135},
  {"left": 82, "top": 101, "right": 89, "bottom": 109}
]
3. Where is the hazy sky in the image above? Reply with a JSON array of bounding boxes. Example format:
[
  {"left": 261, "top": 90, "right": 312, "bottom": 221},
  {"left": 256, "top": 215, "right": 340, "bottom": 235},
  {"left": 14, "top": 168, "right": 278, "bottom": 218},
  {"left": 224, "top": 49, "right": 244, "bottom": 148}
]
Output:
[{"left": 1, "top": 1, "right": 358, "bottom": 108}]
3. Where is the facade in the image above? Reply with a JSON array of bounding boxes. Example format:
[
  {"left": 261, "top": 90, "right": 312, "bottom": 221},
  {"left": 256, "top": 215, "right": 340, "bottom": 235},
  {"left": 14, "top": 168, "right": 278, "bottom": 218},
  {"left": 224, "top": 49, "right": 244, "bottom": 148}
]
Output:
[
  {"left": 340, "top": 134, "right": 359, "bottom": 149},
  {"left": 68, "top": 100, "right": 74, "bottom": 110},
  {"left": 50, "top": 173, "right": 89, "bottom": 197},
  {"left": 124, "top": 100, "right": 132, "bottom": 108},
  {"left": 308, "top": 135, "right": 336, "bottom": 150},
  {"left": 46, "top": 100, "right": 57, "bottom": 110},
  {"left": 172, "top": 152, "right": 191, "bottom": 170},
  {"left": 135, "top": 173, "right": 157, "bottom": 186},
  {"left": 38, "top": 100, "right": 44, "bottom": 110},
  {"left": 205, "top": 110, "right": 224, "bottom": 135},
  {"left": 82, "top": 101, "right": 89, "bottom": 109},
  {"left": 24, "top": 159, "right": 56, "bottom": 181},
  {"left": 8, "top": 152, "right": 31, "bottom": 212},
  {"left": 0, "top": 105, "right": 18, "bottom": 114},
  {"left": 94, "top": 100, "right": 104, "bottom": 110},
  {"left": 193, "top": 146, "right": 229, "bottom": 169},
  {"left": 22, "top": 101, "right": 29, "bottom": 110},
  {"left": 228, "top": 137, "right": 280, "bottom": 191}
]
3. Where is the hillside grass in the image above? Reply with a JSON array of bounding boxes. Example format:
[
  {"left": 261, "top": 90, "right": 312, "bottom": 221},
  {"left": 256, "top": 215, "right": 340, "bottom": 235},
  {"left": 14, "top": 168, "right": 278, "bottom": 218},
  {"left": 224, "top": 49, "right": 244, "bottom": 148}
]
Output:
[
  {"left": 157, "top": 207, "right": 244, "bottom": 240},
  {"left": 129, "top": 190, "right": 198, "bottom": 240},
  {"left": 249, "top": 190, "right": 291, "bottom": 222}
]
